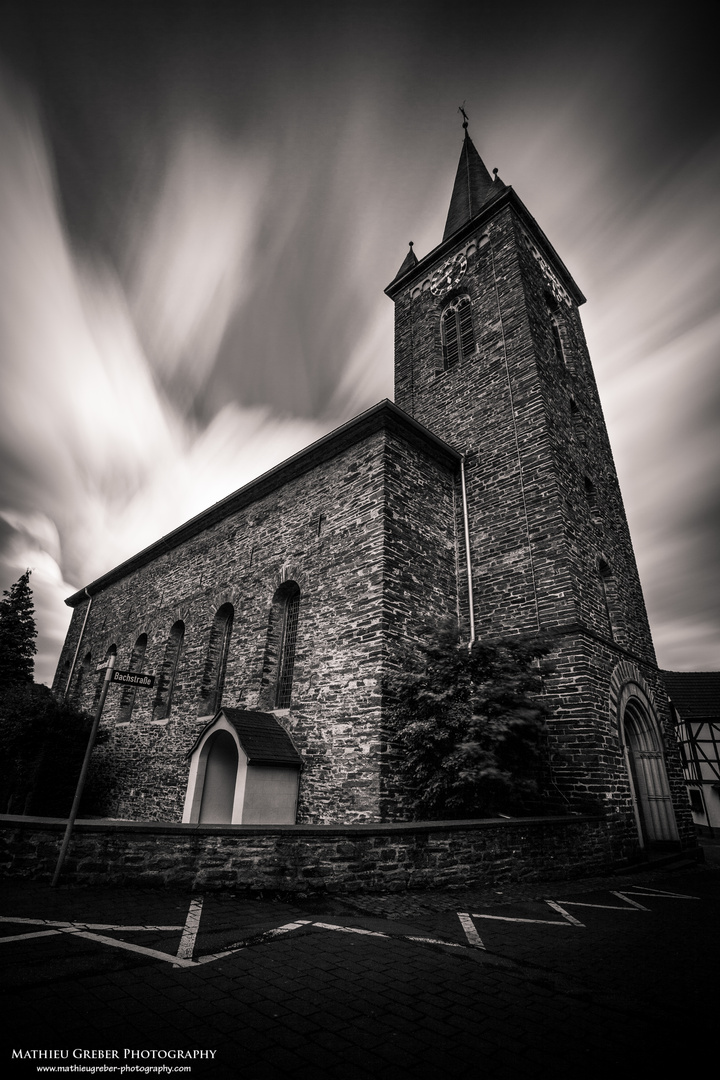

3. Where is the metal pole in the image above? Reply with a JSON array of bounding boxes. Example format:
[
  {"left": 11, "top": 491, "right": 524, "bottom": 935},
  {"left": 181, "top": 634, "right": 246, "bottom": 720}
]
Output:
[
  {"left": 460, "top": 454, "right": 476, "bottom": 649},
  {"left": 52, "top": 654, "right": 115, "bottom": 886}
]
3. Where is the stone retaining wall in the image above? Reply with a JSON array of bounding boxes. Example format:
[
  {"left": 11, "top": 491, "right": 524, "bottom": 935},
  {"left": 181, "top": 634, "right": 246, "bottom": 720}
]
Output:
[{"left": 0, "top": 813, "right": 628, "bottom": 892}]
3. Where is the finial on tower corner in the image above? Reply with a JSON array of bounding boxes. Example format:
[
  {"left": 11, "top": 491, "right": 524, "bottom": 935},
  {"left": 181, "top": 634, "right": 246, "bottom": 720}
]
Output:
[
  {"left": 458, "top": 103, "right": 469, "bottom": 131},
  {"left": 493, "top": 168, "right": 498, "bottom": 180},
  {"left": 408, "top": 240, "right": 414, "bottom": 249}
]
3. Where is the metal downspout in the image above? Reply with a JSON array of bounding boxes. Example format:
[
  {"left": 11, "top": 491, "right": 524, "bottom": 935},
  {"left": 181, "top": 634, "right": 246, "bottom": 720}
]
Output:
[
  {"left": 460, "top": 454, "right": 476, "bottom": 649},
  {"left": 62, "top": 588, "right": 93, "bottom": 700}
]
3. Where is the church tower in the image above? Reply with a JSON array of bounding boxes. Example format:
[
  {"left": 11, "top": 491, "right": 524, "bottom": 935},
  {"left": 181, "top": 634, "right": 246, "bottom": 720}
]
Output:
[{"left": 385, "top": 121, "right": 693, "bottom": 854}]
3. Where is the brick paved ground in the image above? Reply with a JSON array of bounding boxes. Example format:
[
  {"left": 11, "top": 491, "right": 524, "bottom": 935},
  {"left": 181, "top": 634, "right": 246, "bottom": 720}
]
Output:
[{"left": 2, "top": 845, "right": 718, "bottom": 1079}]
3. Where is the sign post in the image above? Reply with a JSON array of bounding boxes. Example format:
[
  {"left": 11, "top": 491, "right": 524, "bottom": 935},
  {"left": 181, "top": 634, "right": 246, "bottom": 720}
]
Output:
[
  {"left": 51, "top": 655, "right": 116, "bottom": 887},
  {"left": 51, "top": 658, "right": 157, "bottom": 886}
]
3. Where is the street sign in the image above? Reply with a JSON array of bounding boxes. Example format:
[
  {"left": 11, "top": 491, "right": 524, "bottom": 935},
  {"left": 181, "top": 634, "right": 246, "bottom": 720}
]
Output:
[{"left": 111, "top": 670, "right": 155, "bottom": 688}]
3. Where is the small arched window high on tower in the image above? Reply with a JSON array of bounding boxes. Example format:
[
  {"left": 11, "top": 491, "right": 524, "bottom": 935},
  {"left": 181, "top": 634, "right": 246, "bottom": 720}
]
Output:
[{"left": 441, "top": 296, "right": 475, "bottom": 369}]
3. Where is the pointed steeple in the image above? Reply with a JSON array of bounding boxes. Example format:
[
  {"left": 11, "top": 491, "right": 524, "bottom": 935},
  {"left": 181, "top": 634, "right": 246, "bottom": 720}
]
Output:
[
  {"left": 442, "top": 124, "right": 503, "bottom": 242},
  {"left": 390, "top": 241, "right": 418, "bottom": 284}
]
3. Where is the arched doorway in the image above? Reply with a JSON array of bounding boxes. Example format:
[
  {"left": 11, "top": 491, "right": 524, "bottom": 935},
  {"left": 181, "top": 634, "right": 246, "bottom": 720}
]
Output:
[
  {"left": 198, "top": 730, "right": 239, "bottom": 824},
  {"left": 622, "top": 696, "right": 679, "bottom": 847}
]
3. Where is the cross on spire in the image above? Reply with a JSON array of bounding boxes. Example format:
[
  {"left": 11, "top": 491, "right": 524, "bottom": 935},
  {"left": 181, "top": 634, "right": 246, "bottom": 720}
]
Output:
[{"left": 458, "top": 104, "right": 469, "bottom": 130}]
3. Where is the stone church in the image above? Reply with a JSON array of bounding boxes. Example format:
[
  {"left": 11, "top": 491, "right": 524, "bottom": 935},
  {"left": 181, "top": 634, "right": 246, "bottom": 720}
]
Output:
[{"left": 53, "top": 124, "right": 693, "bottom": 855}]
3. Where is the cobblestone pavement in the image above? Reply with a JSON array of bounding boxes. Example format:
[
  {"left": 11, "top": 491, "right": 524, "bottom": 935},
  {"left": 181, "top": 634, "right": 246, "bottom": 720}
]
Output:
[{"left": 2, "top": 848, "right": 718, "bottom": 1079}]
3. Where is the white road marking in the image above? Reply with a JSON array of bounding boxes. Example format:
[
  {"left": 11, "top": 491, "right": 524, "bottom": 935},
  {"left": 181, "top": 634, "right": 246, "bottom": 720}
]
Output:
[
  {"left": 471, "top": 913, "right": 575, "bottom": 926},
  {"left": 457, "top": 913, "right": 486, "bottom": 949},
  {"left": 176, "top": 897, "right": 204, "bottom": 961},
  {"left": 544, "top": 901, "right": 585, "bottom": 926},
  {"left": 609, "top": 892, "right": 650, "bottom": 910},
  {"left": 311, "top": 921, "right": 388, "bottom": 938},
  {"left": 626, "top": 886, "right": 701, "bottom": 899},
  {"left": 406, "top": 935, "right": 467, "bottom": 949},
  {"left": 71, "top": 929, "right": 197, "bottom": 968},
  {"left": 551, "top": 900, "right": 642, "bottom": 910},
  {"left": 0, "top": 916, "right": 182, "bottom": 931},
  {"left": 0, "top": 929, "right": 63, "bottom": 944},
  {"left": 193, "top": 920, "right": 313, "bottom": 964}
]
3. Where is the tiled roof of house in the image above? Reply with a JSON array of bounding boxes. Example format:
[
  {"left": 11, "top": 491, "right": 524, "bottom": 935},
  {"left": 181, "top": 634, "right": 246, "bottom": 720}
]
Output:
[{"left": 661, "top": 671, "right": 720, "bottom": 720}]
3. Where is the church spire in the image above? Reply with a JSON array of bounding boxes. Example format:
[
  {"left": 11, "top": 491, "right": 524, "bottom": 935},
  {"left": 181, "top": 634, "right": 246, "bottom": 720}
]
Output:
[{"left": 442, "top": 114, "right": 502, "bottom": 242}]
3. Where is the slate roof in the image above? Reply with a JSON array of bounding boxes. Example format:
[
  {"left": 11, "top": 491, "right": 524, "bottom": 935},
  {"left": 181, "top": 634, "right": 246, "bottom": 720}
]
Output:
[
  {"left": 661, "top": 671, "right": 720, "bottom": 720},
  {"left": 442, "top": 130, "right": 506, "bottom": 242},
  {"left": 65, "top": 400, "right": 460, "bottom": 606},
  {"left": 190, "top": 708, "right": 302, "bottom": 768}
]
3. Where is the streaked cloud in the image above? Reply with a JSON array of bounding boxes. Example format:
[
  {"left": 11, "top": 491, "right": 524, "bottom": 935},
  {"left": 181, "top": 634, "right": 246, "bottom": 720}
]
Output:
[{"left": 0, "top": 1, "right": 717, "bottom": 682}]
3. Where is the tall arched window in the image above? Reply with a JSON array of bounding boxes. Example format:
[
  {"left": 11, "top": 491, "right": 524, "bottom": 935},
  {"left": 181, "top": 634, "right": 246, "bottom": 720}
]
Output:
[
  {"left": 441, "top": 296, "right": 474, "bottom": 369},
  {"left": 276, "top": 586, "right": 301, "bottom": 709},
  {"left": 551, "top": 318, "right": 565, "bottom": 365},
  {"left": 198, "top": 604, "right": 234, "bottom": 717},
  {"left": 598, "top": 559, "right": 617, "bottom": 641},
  {"left": 259, "top": 582, "right": 301, "bottom": 711},
  {"left": 118, "top": 634, "right": 148, "bottom": 722},
  {"left": 153, "top": 620, "right": 185, "bottom": 722},
  {"left": 74, "top": 651, "right": 92, "bottom": 705},
  {"left": 584, "top": 476, "right": 602, "bottom": 523}
]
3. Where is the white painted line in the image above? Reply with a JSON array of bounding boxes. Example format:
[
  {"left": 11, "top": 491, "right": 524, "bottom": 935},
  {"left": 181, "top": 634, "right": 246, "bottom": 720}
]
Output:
[
  {"left": 312, "top": 922, "right": 389, "bottom": 938},
  {"left": 609, "top": 892, "right": 650, "bottom": 911},
  {"left": 627, "top": 887, "right": 701, "bottom": 899},
  {"left": 471, "top": 913, "right": 575, "bottom": 926},
  {"left": 544, "top": 901, "right": 584, "bottom": 926},
  {"left": 193, "top": 920, "right": 313, "bottom": 964},
  {"left": 71, "top": 929, "right": 198, "bottom": 968},
  {"left": 194, "top": 949, "right": 239, "bottom": 965},
  {"left": 0, "top": 916, "right": 74, "bottom": 928},
  {"left": 79, "top": 923, "right": 184, "bottom": 931},
  {"left": 0, "top": 929, "right": 63, "bottom": 944},
  {"left": 553, "top": 899, "right": 643, "bottom": 911},
  {"left": 263, "top": 920, "right": 313, "bottom": 937},
  {"left": 0, "top": 916, "right": 182, "bottom": 931},
  {"left": 176, "top": 897, "right": 204, "bottom": 961},
  {"left": 405, "top": 933, "right": 468, "bottom": 950},
  {"left": 457, "top": 914, "right": 486, "bottom": 950}
]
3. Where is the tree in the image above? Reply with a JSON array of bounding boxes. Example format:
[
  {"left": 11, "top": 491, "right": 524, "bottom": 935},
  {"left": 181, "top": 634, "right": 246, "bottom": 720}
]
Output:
[
  {"left": 0, "top": 681, "right": 91, "bottom": 815},
  {"left": 0, "top": 570, "right": 37, "bottom": 686},
  {"left": 389, "top": 625, "right": 553, "bottom": 820}
]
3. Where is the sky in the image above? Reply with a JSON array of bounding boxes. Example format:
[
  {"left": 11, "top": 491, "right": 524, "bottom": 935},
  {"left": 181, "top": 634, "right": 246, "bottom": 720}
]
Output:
[{"left": 0, "top": 0, "right": 718, "bottom": 684}]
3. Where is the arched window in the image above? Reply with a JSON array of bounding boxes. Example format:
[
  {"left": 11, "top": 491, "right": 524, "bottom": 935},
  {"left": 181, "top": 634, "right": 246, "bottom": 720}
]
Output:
[
  {"left": 551, "top": 318, "right": 565, "bottom": 365},
  {"left": 441, "top": 296, "right": 475, "bottom": 369},
  {"left": 74, "top": 651, "right": 92, "bottom": 705},
  {"left": 276, "top": 587, "right": 301, "bottom": 709},
  {"left": 198, "top": 604, "right": 234, "bottom": 717},
  {"left": 153, "top": 621, "right": 185, "bottom": 722},
  {"left": 118, "top": 634, "right": 148, "bottom": 722},
  {"left": 259, "top": 582, "right": 301, "bottom": 711},
  {"left": 598, "top": 559, "right": 618, "bottom": 641},
  {"left": 584, "top": 476, "right": 602, "bottom": 523}
]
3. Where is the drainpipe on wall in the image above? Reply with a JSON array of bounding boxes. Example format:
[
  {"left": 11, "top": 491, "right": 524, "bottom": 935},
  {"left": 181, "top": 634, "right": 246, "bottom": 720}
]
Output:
[
  {"left": 62, "top": 588, "right": 93, "bottom": 700},
  {"left": 460, "top": 454, "right": 476, "bottom": 650}
]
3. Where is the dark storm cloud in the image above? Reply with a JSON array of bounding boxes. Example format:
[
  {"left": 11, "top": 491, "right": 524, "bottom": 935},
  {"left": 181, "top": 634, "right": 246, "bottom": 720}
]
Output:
[{"left": 0, "top": 0, "right": 718, "bottom": 679}]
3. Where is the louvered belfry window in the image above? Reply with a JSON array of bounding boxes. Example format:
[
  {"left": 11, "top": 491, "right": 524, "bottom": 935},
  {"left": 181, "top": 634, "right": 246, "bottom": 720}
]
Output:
[
  {"left": 441, "top": 296, "right": 474, "bottom": 369},
  {"left": 276, "top": 590, "right": 300, "bottom": 709}
]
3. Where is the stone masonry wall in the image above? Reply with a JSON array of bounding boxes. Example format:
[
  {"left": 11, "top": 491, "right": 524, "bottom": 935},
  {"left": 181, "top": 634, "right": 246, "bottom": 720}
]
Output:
[
  {"left": 389, "top": 197, "right": 694, "bottom": 844},
  {"left": 52, "top": 416, "right": 459, "bottom": 826},
  {"left": 0, "top": 814, "right": 629, "bottom": 893}
]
